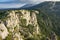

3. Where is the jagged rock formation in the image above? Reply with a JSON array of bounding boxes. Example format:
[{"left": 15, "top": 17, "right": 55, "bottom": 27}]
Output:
[
  {"left": 0, "top": 10, "right": 58, "bottom": 40},
  {"left": 0, "top": 21, "right": 9, "bottom": 39},
  {"left": 0, "top": 10, "right": 41, "bottom": 40}
]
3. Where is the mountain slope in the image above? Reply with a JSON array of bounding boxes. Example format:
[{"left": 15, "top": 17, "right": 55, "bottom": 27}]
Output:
[{"left": 0, "top": 1, "right": 60, "bottom": 40}]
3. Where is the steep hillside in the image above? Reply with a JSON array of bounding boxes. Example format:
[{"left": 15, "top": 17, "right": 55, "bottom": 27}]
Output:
[
  {"left": 0, "top": 10, "right": 41, "bottom": 40},
  {"left": 0, "top": 10, "right": 59, "bottom": 40}
]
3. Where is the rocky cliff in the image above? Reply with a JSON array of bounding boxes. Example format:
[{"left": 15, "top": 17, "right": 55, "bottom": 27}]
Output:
[{"left": 0, "top": 10, "right": 58, "bottom": 40}]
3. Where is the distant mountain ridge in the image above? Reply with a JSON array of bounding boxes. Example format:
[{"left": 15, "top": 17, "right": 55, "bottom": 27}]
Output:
[
  {"left": 24, "top": 1, "right": 60, "bottom": 9},
  {"left": 0, "top": 1, "right": 60, "bottom": 10},
  {"left": 25, "top": 1, "right": 60, "bottom": 16}
]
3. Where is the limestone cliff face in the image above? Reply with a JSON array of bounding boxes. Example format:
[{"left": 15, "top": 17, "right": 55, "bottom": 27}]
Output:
[
  {"left": 0, "top": 10, "right": 40, "bottom": 40},
  {"left": 0, "top": 10, "right": 57, "bottom": 40}
]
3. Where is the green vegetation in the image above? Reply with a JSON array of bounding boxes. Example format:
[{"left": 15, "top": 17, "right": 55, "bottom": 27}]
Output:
[
  {"left": 0, "top": 10, "right": 60, "bottom": 40},
  {"left": 0, "top": 11, "right": 9, "bottom": 21},
  {"left": 20, "top": 18, "right": 27, "bottom": 26},
  {"left": 4, "top": 33, "right": 13, "bottom": 40}
]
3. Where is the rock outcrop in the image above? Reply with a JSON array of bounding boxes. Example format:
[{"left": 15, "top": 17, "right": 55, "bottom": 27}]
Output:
[{"left": 0, "top": 10, "right": 57, "bottom": 40}]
